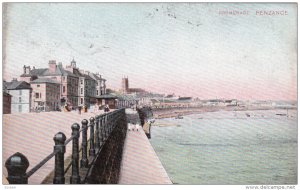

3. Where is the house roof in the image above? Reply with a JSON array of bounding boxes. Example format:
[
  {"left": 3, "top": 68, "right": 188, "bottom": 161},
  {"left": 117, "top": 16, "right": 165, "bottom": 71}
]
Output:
[
  {"left": 58, "top": 65, "right": 76, "bottom": 77},
  {"left": 20, "top": 68, "right": 47, "bottom": 77},
  {"left": 3, "top": 92, "right": 12, "bottom": 96},
  {"left": 19, "top": 63, "right": 105, "bottom": 81},
  {"left": 72, "top": 69, "right": 85, "bottom": 77},
  {"left": 4, "top": 80, "right": 31, "bottom": 90},
  {"left": 96, "top": 94, "right": 117, "bottom": 99},
  {"left": 20, "top": 65, "right": 77, "bottom": 77},
  {"left": 30, "top": 78, "right": 60, "bottom": 84},
  {"left": 82, "top": 73, "right": 94, "bottom": 81},
  {"left": 116, "top": 94, "right": 137, "bottom": 101},
  {"left": 89, "top": 73, "right": 100, "bottom": 80}
]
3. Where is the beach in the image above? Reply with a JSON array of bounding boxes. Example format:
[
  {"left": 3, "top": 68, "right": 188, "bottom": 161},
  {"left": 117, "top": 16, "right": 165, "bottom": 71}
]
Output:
[{"left": 151, "top": 106, "right": 283, "bottom": 119}]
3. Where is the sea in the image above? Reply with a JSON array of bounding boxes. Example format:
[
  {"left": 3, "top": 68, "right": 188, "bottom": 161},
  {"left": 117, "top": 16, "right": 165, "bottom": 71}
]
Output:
[{"left": 149, "top": 109, "right": 297, "bottom": 185}]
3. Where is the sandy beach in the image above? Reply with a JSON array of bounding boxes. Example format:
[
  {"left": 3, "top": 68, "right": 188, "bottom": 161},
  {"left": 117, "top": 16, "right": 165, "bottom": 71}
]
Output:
[{"left": 151, "top": 106, "right": 283, "bottom": 119}]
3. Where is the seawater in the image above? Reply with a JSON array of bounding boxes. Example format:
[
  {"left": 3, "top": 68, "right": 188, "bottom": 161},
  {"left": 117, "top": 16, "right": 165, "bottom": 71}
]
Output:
[{"left": 149, "top": 110, "right": 297, "bottom": 185}]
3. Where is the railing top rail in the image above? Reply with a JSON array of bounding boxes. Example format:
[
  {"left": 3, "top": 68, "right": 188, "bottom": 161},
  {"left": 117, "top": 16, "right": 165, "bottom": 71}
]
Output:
[
  {"left": 64, "top": 135, "right": 75, "bottom": 146},
  {"left": 26, "top": 150, "right": 58, "bottom": 178}
]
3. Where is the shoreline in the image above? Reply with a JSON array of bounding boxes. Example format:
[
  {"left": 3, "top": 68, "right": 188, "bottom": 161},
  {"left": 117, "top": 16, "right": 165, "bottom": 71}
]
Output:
[{"left": 152, "top": 106, "right": 296, "bottom": 119}]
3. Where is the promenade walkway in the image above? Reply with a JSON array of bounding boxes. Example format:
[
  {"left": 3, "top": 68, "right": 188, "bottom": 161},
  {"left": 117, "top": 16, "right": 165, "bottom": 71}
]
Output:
[
  {"left": 118, "top": 110, "right": 172, "bottom": 184},
  {"left": 3, "top": 109, "right": 172, "bottom": 184},
  {"left": 2, "top": 111, "right": 104, "bottom": 184}
]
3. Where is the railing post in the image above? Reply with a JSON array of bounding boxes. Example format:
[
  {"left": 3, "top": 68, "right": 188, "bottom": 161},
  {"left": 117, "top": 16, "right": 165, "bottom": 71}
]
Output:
[
  {"left": 70, "top": 123, "right": 81, "bottom": 184},
  {"left": 105, "top": 114, "right": 110, "bottom": 139},
  {"left": 89, "top": 117, "right": 95, "bottom": 157},
  {"left": 106, "top": 114, "right": 109, "bottom": 132},
  {"left": 53, "top": 132, "right": 66, "bottom": 184},
  {"left": 112, "top": 114, "right": 116, "bottom": 132},
  {"left": 81, "top": 119, "right": 89, "bottom": 168},
  {"left": 99, "top": 116, "right": 103, "bottom": 145},
  {"left": 95, "top": 116, "right": 100, "bottom": 150},
  {"left": 108, "top": 114, "right": 112, "bottom": 134},
  {"left": 123, "top": 108, "right": 127, "bottom": 127},
  {"left": 5, "top": 152, "right": 29, "bottom": 184},
  {"left": 102, "top": 114, "right": 107, "bottom": 142}
]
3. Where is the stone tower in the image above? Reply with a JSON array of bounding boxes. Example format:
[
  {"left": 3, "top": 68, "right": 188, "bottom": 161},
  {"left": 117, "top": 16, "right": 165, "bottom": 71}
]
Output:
[{"left": 121, "top": 77, "right": 129, "bottom": 94}]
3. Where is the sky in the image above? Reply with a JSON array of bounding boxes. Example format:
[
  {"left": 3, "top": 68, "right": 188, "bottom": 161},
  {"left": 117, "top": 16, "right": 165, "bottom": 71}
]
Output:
[{"left": 3, "top": 3, "right": 297, "bottom": 100}]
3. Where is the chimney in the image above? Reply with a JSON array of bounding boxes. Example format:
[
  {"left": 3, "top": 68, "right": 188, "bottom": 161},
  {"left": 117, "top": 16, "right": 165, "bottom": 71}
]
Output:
[
  {"left": 85, "top": 71, "right": 90, "bottom": 75},
  {"left": 71, "top": 58, "right": 76, "bottom": 68},
  {"left": 25, "top": 66, "right": 31, "bottom": 74},
  {"left": 48, "top": 60, "right": 57, "bottom": 73}
]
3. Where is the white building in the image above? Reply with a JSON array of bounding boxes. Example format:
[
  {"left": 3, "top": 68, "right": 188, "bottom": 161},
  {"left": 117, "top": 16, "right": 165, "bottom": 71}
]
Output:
[{"left": 4, "top": 79, "right": 32, "bottom": 113}]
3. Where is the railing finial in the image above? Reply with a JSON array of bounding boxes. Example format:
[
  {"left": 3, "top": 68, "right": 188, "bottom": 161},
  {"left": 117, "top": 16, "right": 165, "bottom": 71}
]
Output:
[{"left": 5, "top": 152, "right": 29, "bottom": 184}]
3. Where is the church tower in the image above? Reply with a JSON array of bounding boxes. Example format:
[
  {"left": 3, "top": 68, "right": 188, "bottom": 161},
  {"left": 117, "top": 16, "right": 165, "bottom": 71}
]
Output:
[{"left": 121, "top": 77, "right": 129, "bottom": 94}]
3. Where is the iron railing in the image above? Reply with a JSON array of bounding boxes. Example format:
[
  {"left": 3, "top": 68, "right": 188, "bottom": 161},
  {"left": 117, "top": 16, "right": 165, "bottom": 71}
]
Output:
[{"left": 5, "top": 108, "right": 127, "bottom": 184}]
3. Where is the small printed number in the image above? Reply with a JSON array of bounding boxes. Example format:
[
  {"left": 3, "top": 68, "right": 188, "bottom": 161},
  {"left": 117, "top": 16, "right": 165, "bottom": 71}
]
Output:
[{"left": 5, "top": 186, "right": 16, "bottom": 189}]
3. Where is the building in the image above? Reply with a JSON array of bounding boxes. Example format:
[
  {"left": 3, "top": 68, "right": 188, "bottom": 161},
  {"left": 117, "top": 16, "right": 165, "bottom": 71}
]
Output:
[
  {"left": 116, "top": 94, "right": 138, "bottom": 108},
  {"left": 4, "top": 79, "right": 32, "bottom": 113},
  {"left": 121, "top": 77, "right": 147, "bottom": 95},
  {"left": 20, "top": 59, "right": 107, "bottom": 109},
  {"left": 3, "top": 92, "right": 12, "bottom": 114},
  {"left": 20, "top": 60, "right": 79, "bottom": 107},
  {"left": 97, "top": 94, "right": 118, "bottom": 109},
  {"left": 89, "top": 72, "right": 103, "bottom": 96},
  {"left": 30, "top": 78, "right": 61, "bottom": 112},
  {"left": 78, "top": 70, "right": 97, "bottom": 107},
  {"left": 121, "top": 77, "right": 129, "bottom": 94},
  {"left": 224, "top": 99, "right": 238, "bottom": 106}
]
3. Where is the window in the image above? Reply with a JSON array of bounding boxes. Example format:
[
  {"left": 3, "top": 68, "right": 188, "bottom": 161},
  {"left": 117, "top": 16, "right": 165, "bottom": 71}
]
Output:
[
  {"left": 81, "top": 79, "right": 83, "bottom": 85},
  {"left": 19, "top": 97, "right": 22, "bottom": 103},
  {"left": 40, "top": 93, "right": 42, "bottom": 99},
  {"left": 35, "top": 93, "right": 39, "bottom": 98},
  {"left": 96, "top": 90, "right": 99, "bottom": 96},
  {"left": 18, "top": 105, "right": 22, "bottom": 112},
  {"left": 19, "top": 90, "right": 22, "bottom": 95},
  {"left": 63, "top": 77, "right": 66, "bottom": 81},
  {"left": 37, "top": 85, "right": 40, "bottom": 87},
  {"left": 63, "top": 86, "right": 66, "bottom": 93},
  {"left": 80, "top": 98, "right": 83, "bottom": 105},
  {"left": 80, "top": 88, "right": 83, "bottom": 95}
]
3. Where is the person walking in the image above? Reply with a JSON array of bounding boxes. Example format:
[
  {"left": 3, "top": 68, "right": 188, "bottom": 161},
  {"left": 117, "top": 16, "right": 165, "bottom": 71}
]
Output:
[{"left": 104, "top": 104, "right": 110, "bottom": 112}]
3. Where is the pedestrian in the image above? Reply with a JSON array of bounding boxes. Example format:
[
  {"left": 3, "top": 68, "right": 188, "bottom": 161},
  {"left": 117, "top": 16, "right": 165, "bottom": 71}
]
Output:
[
  {"left": 78, "top": 106, "right": 82, "bottom": 115},
  {"left": 104, "top": 104, "right": 110, "bottom": 112}
]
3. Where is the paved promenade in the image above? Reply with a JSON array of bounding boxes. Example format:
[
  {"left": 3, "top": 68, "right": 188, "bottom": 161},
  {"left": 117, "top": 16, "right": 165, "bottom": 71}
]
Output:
[
  {"left": 3, "top": 111, "right": 104, "bottom": 184},
  {"left": 118, "top": 124, "right": 172, "bottom": 184},
  {"left": 3, "top": 109, "right": 172, "bottom": 185}
]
